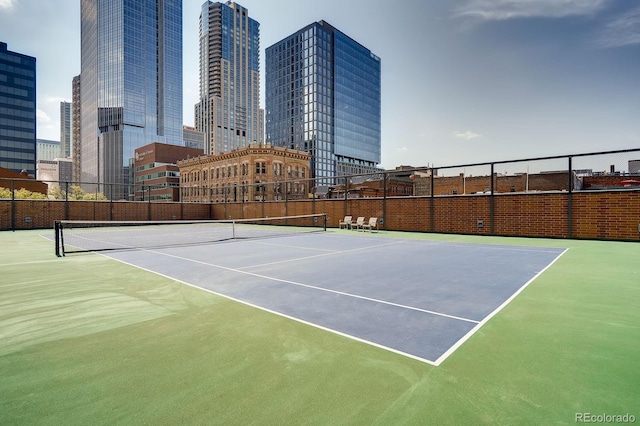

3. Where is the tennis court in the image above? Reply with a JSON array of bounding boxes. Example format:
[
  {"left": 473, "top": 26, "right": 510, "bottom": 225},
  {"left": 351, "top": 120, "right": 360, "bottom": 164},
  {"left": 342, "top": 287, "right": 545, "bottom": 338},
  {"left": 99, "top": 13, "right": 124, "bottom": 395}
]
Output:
[
  {"left": 2, "top": 225, "right": 638, "bottom": 424},
  {"left": 54, "top": 216, "right": 566, "bottom": 365}
]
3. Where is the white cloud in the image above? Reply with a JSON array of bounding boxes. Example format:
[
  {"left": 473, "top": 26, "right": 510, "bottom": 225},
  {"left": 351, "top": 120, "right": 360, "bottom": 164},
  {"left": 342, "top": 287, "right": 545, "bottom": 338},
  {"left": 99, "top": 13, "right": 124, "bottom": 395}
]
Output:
[
  {"left": 453, "top": 131, "right": 483, "bottom": 140},
  {"left": 396, "top": 146, "right": 409, "bottom": 152},
  {"left": 0, "top": 0, "right": 15, "bottom": 11},
  {"left": 36, "top": 109, "right": 51, "bottom": 124},
  {"left": 595, "top": 7, "right": 640, "bottom": 48},
  {"left": 454, "top": 0, "right": 606, "bottom": 21},
  {"left": 36, "top": 109, "right": 58, "bottom": 140}
]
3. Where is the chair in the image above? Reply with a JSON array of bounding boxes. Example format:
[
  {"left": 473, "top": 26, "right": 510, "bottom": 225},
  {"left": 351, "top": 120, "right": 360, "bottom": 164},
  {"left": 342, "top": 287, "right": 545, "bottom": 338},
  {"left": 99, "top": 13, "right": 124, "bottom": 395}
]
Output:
[
  {"left": 361, "top": 217, "right": 378, "bottom": 232},
  {"left": 351, "top": 216, "right": 365, "bottom": 230},
  {"left": 339, "top": 215, "right": 352, "bottom": 229}
]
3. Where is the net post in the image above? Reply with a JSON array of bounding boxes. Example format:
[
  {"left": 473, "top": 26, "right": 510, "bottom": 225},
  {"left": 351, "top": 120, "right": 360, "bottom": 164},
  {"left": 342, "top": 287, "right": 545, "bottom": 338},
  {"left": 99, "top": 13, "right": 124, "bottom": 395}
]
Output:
[
  {"left": 54, "top": 221, "right": 66, "bottom": 257},
  {"left": 323, "top": 213, "right": 327, "bottom": 231},
  {"left": 54, "top": 221, "right": 60, "bottom": 257}
]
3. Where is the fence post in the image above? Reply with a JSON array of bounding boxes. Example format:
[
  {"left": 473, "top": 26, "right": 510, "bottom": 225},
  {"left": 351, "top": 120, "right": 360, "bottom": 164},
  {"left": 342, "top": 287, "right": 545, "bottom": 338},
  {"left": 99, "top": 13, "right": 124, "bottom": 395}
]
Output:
[
  {"left": 64, "top": 181, "right": 69, "bottom": 220},
  {"left": 490, "top": 163, "right": 495, "bottom": 235},
  {"left": 109, "top": 183, "right": 114, "bottom": 221},
  {"left": 430, "top": 168, "right": 435, "bottom": 232},
  {"left": 568, "top": 156, "right": 573, "bottom": 238},
  {"left": 344, "top": 176, "right": 349, "bottom": 217},
  {"left": 382, "top": 172, "right": 387, "bottom": 230},
  {"left": 10, "top": 179, "right": 15, "bottom": 232},
  {"left": 311, "top": 179, "right": 315, "bottom": 215},
  {"left": 209, "top": 188, "right": 213, "bottom": 220}
]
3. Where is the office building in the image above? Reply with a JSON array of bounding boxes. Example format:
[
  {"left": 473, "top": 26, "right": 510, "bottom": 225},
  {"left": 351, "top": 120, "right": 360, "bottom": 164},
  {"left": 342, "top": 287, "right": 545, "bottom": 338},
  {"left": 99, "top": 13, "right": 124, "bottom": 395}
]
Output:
[
  {"left": 36, "top": 158, "right": 73, "bottom": 189},
  {"left": 60, "top": 101, "right": 72, "bottom": 158},
  {"left": 183, "top": 125, "right": 205, "bottom": 150},
  {"left": 133, "top": 142, "right": 204, "bottom": 201},
  {"left": 36, "top": 139, "right": 60, "bottom": 162},
  {"left": 80, "top": 0, "right": 183, "bottom": 199},
  {"left": 265, "top": 21, "right": 381, "bottom": 183},
  {"left": 195, "top": 1, "right": 263, "bottom": 155},
  {"left": 0, "top": 42, "right": 37, "bottom": 177}
]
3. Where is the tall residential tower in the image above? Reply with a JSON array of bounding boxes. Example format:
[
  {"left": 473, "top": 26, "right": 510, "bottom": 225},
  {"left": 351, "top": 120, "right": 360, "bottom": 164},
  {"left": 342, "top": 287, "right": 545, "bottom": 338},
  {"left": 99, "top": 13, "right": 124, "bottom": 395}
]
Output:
[
  {"left": 265, "top": 21, "right": 381, "bottom": 183},
  {"left": 72, "top": 75, "right": 81, "bottom": 182},
  {"left": 60, "top": 101, "right": 72, "bottom": 158},
  {"left": 195, "top": 1, "right": 263, "bottom": 155},
  {"left": 80, "top": 0, "right": 183, "bottom": 198},
  {"left": 0, "top": 42, "right": 36, "bottom": 176}
]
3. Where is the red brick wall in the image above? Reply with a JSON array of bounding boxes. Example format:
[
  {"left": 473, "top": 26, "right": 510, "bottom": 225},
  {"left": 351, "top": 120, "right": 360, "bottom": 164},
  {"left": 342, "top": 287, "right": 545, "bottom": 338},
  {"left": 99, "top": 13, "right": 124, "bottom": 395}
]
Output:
[
  {"left": 2, "top": 190, "right": 639, "bottom": 241},
  {"left": 0, "top": 200, "right": 213, "bottom": 230},
  {"left": 572, "top": 191, "right": 640, "bottom": 240},
  {"left": 494, "top": 193, "right": 568, "bottom": 238}
]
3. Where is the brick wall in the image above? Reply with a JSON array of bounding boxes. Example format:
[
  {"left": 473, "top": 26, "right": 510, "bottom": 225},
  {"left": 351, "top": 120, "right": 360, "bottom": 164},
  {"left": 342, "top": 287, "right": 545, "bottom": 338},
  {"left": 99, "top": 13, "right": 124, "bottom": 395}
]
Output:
[
  {"left": 416, "top": 172, "right": 571, "bottom": 196},
  {"left": 572, "top": 191, "right": 640, "bottom": 240},
  {"left": 2, "top": 190, "right": 639, "bottom": 241},
  {"left": 0, "top": 200, "right": 213, "bottom": 230}
]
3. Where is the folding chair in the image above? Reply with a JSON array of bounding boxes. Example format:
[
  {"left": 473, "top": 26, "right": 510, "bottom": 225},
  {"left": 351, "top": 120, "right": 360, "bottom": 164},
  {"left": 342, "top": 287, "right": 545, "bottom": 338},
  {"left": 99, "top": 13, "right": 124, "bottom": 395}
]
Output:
[
  {"left": 351, "top": 216, "right": 365, "bottom": 230},
  {"left": 361, "top": 217, "right": 378, "bottom": 232},
  {"left": 339, "top": 215, "right": 352, "bottom": 229}
]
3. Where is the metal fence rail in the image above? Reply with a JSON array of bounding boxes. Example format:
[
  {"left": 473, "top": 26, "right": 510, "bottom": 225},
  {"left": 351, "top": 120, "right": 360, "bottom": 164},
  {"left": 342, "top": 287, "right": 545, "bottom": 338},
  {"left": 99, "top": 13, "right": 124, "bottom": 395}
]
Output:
[{"left": 2, "top": 148, "right": 639, "bottom": 237}]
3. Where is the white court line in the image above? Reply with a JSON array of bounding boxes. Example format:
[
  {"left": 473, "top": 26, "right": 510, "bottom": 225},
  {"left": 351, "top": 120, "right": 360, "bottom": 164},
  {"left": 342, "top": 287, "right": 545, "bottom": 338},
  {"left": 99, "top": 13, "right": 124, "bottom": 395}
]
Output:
[
  {"left": 144, "top": 248, "right": 480, "bottom": 325},
  {"left": 239, "top": 240, "right": 406, "bottom": 270},
  {"left": 432, "top": 247, "right": 570, "bottom": 366}
]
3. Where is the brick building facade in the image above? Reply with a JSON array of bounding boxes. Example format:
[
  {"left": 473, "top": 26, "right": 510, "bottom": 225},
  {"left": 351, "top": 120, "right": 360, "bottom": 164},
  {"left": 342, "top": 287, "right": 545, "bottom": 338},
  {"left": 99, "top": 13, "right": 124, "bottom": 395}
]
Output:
[
  {"left": 177, "top": 144, "right": 311, "bottom": 203},
  {"left": 133, "top": 143, "right": 204, "bottom": 201}
]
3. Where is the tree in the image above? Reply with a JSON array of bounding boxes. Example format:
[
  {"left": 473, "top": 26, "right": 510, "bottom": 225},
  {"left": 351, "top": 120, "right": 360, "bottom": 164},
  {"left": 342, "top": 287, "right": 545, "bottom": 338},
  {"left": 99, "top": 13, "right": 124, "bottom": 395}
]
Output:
[
  {"left": 48, "top": 186, "right": 66, "bottom": 200},
  {"left": 1, "top": 187, "right": 48, "bottom": 199},
  {"left": 68, "top": 185, "right": 86, "bottom": 200},
  {"left": 83, "top": 192, "right": 107, "bottom": 201}
]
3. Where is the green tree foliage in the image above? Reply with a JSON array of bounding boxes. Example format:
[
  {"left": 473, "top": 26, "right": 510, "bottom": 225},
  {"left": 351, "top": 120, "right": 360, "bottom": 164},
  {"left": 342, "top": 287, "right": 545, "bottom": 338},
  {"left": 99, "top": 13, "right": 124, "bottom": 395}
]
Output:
[
  {"left": 48, "top": 186, "right": 66, "bottom": 200},
  {"left": 0, "top": 187, "right": 47, "bottom": 199},
  {"left": 83, "top": 192, "right": 107, "bottom": 201},
  {"left": 47, "top": 185, "right": 107, "bottom": 200}
]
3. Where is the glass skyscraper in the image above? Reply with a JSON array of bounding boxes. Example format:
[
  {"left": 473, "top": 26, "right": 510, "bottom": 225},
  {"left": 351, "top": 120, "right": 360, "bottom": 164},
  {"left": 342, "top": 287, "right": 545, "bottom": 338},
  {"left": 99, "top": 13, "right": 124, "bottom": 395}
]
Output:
[
  {"left": 265, "top": 21, "right": 381, "bottom": 183},
  {"left": 195, "top": 1, "right": 263, "bottom": 155},
  {"left": 80, "top": 0, "right": 183, "bottom": 198},
  {"left": 0, "top": 42, "right": 36, "bottom": 176}
]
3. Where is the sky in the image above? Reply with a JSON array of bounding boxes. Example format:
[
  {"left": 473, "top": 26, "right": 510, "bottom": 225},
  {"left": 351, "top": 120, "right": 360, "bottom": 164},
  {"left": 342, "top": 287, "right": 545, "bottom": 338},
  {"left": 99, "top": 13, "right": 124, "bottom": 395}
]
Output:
[{"left": 1, "top": 0, "right": 639, "bottom": 170}]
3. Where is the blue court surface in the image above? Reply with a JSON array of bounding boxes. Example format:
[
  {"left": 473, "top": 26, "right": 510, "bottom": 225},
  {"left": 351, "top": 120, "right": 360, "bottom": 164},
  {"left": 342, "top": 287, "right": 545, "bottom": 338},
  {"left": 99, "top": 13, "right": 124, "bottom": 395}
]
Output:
[{"left": 101, "top": 232, "right": 567, "bottom": 365}]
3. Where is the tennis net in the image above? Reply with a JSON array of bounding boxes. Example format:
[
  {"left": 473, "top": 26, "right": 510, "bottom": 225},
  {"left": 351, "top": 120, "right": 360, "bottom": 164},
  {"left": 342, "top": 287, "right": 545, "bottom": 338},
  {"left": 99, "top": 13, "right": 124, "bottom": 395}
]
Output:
[{"left": 54, "top": 213, "right": 327, "bottom": 256}]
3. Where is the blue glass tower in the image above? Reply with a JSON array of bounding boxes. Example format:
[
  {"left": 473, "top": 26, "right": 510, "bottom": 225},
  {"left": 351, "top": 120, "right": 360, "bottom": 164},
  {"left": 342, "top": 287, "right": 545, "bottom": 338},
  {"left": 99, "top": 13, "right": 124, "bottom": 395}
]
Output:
[
  {"left": 80, "top": 0, "right": 183, "bottom": 198},
  {"left": 265, "top": 21, "right": 381, "bottom": 183},
  {"left": 0, "top": 42, "right": 36, "bottom": 176}
]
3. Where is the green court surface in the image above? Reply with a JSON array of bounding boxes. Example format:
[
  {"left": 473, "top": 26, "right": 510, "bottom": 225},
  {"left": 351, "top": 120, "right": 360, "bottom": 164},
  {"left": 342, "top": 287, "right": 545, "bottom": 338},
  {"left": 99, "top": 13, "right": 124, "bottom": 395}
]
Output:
[{"left": 1, "top": 229, "right": 638, "bottom": 425}]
